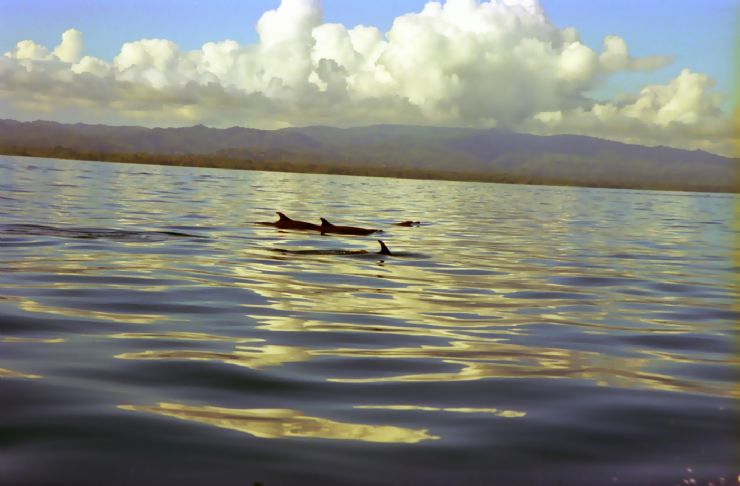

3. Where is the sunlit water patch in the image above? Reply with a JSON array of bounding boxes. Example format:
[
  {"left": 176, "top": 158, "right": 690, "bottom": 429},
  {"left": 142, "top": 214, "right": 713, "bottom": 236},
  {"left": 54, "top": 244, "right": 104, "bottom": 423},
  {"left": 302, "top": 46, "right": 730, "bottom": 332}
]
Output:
[{"left": 0, "top": 156, "right": 737, "bottom": 485}]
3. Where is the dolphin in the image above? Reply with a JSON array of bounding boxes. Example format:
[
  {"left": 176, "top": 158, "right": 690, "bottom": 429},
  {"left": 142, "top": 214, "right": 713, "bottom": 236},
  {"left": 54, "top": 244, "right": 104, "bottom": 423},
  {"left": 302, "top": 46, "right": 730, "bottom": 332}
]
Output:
[
  {"left": 377, "top": 240, "right": 392, "bottom": 255},
  {"left": 0, "top": 223, "right": 204, "bottom": 241},
  {"left": 319, "top": 217, "right": 381, "bottom": 236},
  {"left": 271, "top": 239, "right": 392, "bottom": 256},
  {"left": 257, "top": 212, "right": 321, "bottom": 231}
]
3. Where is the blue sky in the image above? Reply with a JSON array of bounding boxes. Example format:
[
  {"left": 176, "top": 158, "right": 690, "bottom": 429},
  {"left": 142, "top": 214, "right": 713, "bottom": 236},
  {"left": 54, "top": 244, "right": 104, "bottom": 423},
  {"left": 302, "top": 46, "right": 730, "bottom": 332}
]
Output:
[
  {"left": 540, "top": 0, "right": 736, "bottom": 101},
  {"left": 0, "top": 0, "right": 736, "bottom": 154}
]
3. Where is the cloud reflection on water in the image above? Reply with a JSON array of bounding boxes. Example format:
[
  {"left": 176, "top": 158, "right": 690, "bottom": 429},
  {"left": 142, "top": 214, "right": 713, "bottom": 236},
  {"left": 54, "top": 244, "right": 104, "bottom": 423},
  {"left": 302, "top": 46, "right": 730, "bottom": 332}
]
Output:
[
  {"left": 116, "top": 344, "right": 312, "bottom": 370},
  {"left": 0, "top": 367, "right": 42, "bottom": 379},
  {"left": 1, "top": 157, "right": 737, "bottom": 457},
  {"left": 114, "top": 336, "right": 737, "bottom": 398},
  {"left": 354, "top": 404, "right": 526, "bottom": 418},
  {"left": 118, "top": 403, "right": 439, "bottom": 443}
]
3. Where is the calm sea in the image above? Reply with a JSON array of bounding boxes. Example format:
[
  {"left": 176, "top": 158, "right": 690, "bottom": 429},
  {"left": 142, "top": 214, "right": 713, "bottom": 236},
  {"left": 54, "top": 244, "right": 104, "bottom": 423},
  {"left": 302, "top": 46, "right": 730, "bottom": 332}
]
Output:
[{"left": 0, "top": 156, "right": 737, "bottom": 485}]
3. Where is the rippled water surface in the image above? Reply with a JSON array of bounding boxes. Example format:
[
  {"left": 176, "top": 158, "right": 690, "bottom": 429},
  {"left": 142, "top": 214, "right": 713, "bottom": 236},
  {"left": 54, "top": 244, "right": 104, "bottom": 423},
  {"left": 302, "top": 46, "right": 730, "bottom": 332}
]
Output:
[{"left": 1, "top": 156, "right": 737, "bottom": 485}]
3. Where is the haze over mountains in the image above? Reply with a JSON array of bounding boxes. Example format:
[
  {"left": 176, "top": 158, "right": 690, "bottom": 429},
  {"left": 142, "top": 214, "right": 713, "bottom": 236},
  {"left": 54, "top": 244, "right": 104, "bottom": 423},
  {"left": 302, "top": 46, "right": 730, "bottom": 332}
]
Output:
[{"left": 0, "top": 119, "right": 736, "bottom": 193}]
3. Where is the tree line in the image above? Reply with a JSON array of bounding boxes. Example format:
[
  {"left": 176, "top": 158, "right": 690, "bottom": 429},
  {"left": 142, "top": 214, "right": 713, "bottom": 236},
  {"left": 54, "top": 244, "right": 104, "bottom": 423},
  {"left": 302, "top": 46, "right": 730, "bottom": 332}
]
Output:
[{"left": 0, "top": 144, "right": 735, "bottom": 193}]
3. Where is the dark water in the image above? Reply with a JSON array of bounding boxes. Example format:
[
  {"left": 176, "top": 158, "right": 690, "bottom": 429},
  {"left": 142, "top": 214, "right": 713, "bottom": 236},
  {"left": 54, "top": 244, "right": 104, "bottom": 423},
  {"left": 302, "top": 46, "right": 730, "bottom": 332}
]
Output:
[{"left": 0, "top": 156, "right": 737, "bottom": 485}]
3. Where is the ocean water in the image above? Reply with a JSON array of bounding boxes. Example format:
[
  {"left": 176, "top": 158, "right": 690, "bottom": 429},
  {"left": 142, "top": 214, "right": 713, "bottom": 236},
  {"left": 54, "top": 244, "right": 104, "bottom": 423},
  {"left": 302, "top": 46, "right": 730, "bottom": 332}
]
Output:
[{"left": 0, "top": 155, "right": 737, "bottom": 485}]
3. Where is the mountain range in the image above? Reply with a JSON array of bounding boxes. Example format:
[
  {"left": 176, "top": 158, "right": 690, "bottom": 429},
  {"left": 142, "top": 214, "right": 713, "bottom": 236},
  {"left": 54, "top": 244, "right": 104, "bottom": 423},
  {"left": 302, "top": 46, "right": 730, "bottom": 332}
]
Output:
[{"left": 0, "top": 119, "right": 736, "bottom": 193}]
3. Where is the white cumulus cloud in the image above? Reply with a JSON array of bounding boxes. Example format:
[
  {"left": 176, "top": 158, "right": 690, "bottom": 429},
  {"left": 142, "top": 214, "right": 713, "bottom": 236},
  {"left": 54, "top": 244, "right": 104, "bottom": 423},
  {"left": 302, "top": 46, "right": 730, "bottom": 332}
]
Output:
[
  {"left": 5, "top": 39, "right": 50, "bottom": 61},
  {"left": 53, "top": 28, "right": 84, "bottom": 63},
  {"left": 0, "top": 0, "right": 734, "bottom": 155}
]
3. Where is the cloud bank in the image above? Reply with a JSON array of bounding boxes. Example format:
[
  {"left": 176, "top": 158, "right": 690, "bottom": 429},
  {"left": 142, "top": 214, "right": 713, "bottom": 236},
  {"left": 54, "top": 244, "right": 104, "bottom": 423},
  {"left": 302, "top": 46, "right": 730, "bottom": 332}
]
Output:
[{"left": 0, "top": 0, "right": 735, "bottom": 155}]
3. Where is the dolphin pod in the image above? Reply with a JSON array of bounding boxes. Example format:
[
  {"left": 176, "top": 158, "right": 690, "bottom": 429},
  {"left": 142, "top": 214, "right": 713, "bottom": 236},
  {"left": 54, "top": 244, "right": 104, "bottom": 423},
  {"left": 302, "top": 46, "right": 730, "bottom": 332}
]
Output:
[
  {"left": 257, "top": 212, "right": 384, "bottom": 235},
  {"left": 259, "top": 212, "right": 421, "bottom": 258},
  {"left": 258, "top": 212, "right": 420, "bottom": 234}
]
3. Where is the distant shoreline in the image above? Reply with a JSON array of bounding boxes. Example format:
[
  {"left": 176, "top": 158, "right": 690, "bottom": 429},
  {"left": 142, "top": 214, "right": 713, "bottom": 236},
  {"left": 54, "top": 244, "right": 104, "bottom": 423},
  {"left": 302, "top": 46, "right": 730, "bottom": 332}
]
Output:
[
  {"left": 2, "top": 119, "right": 737, "bottom": 193},
  {"left": 2, "top": 146, "right": 737, "bottom": 194}
]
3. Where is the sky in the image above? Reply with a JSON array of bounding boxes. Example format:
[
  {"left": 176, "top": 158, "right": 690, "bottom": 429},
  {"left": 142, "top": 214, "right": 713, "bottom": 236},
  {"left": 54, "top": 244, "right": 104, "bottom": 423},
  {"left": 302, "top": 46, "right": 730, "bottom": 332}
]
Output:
[{"left": 0, "top": 0, "right": 737, "bottom": 155}]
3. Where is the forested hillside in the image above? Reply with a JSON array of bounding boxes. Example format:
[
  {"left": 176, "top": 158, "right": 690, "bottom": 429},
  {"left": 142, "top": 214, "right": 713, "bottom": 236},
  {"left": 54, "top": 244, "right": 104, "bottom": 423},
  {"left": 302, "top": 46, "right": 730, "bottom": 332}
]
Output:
[{"left": 1, "top": 119, "right": 736, "bottom": 192}]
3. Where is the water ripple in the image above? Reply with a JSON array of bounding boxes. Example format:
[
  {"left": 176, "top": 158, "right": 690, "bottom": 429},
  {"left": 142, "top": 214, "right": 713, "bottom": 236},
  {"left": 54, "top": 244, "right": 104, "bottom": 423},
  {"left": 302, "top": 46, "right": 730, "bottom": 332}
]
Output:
[{"left": 0, "top": 156, "right": 737, "bottom": 484}]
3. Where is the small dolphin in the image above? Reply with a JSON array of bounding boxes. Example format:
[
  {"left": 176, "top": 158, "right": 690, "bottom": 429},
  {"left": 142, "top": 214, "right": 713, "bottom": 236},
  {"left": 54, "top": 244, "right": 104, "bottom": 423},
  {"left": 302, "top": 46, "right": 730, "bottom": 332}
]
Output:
[
  {"left": 394, "top": 221, "right": 421, "bottom": 227},
  {"left": 257, "top": 212, "right": 321, "bottom": 231},
  {"left": 320, "top": 217, "right": 381, "bottom": 236},
  {"left": 272, "top": 239, "right": 392, "bottom": 256}
]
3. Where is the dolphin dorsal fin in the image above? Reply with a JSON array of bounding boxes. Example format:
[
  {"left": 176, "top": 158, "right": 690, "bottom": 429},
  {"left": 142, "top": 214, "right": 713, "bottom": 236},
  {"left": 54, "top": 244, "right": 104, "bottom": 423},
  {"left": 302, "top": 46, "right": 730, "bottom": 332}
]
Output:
[
  {"left": 277, "top": 212, "right": 290, "bottom": 221},
  {"left": 378, "top": 240, "right": 392, "bottom": 256},
  {"left": 320, "top": 218, "right": 334, "bottom": 227}
]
